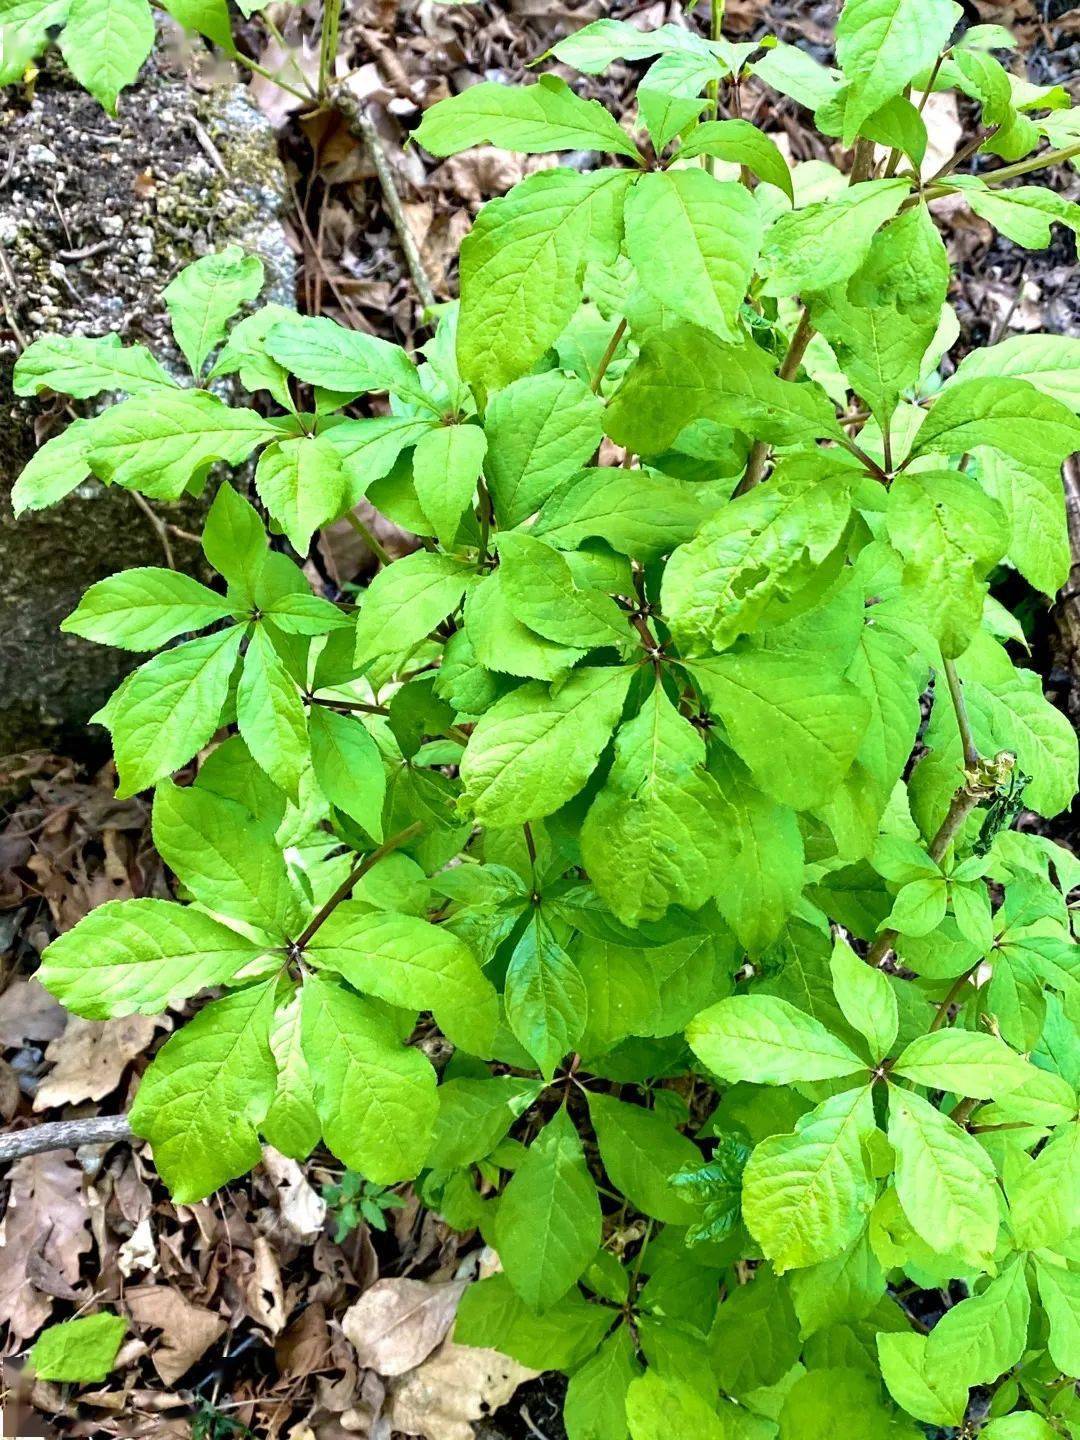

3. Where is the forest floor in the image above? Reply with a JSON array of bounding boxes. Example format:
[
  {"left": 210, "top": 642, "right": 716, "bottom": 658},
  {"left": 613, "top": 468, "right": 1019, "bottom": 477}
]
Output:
[{"left": 1, "top": 0, "right": 1079, "bottom": 1436}]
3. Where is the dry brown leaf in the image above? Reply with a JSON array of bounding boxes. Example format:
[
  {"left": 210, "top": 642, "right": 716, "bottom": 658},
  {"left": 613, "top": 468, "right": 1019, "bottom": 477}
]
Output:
[
  {"left": 263, "top": 1147, "right": 327, "bottom": 1242},
  {"left": 276, "top": 1301, "right": 331, "bottom": 1381},
  {"left": 0, "top": 1151, "right": 92, "bottom": 1340},
  {"left": 0, "top": 977, "right": 67, "bottom": 1047},
  {"left": 384, "top": 1341, "right": 537, "bottom": 1440},
  {"left": 33, "top": 1014, "right": 158, "bottom": 1110},
  {"left": 342, "top": 1278, "right": 466, "bottom": 1377},
  {"left": 126, "top": 1283, "right": 227, "bottom": 1385},
  {"left": 240, "top": 1234, "right": 288, "bottom": 1334},
  {"left": 118, "top": 1216, "right": 158, "bottom": 1278}
]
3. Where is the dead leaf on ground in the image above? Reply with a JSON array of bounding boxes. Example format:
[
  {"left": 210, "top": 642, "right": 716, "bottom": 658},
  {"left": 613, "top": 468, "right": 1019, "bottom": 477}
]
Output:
[
  {"left": 262, "top": 1147, "right": 327, "bottom": 1242},
  {"left": 0, "top": 977, "right": 67, "bottom": 1047},
  {"left": 385, "top": 1340, "right": 538, "bottom": 1440},
  {"left": 126, "top": 1283, "right": 227, "bottom": 1385},
  {"left": 33, "top": 1014, "right": 159, "bottom": 1110},
  {"left": 342, "top": 1277, "right": 466, "bottom": 1376},
  {"left": 0, "top": 1151, "right": 92, "bottom": 1340}
]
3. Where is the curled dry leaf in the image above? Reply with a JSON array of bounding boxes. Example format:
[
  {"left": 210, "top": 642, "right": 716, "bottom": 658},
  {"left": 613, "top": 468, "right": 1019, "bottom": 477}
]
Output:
[
  {"left": 262, "top": 1146, "right": 327, "bottom": 1242},
  {"left": 126, "top": 1283, "right": 227, "bottom": 1386},
  {"left": 342, "top": 1277, "right": 467, "bottom": 1376},
  {"left": 385, "top": 1341, "right": 538, "bottom": 1440}
]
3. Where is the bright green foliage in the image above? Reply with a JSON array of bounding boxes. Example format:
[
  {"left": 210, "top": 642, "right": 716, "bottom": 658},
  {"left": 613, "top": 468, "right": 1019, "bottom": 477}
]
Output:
[
  {"left": 29, "top": 1313, "right": 127, "bottom": 1383},
  {"left": 15, "top": 5, "right": 1080, "bottom": 1435}
]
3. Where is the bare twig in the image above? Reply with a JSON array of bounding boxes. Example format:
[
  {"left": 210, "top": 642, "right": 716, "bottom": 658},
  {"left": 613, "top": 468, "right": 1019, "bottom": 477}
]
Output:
[
  {"left": 0, "top": 1115, "right": 133, "bottom": 1165},
  {"left": 331, "top": 89, "right": 437, "bottom": 316}
]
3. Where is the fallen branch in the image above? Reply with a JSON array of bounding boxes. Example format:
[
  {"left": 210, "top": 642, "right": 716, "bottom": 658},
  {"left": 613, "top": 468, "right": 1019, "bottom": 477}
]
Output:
[
  {"left": 331, "top": 89, "right": 438, "bottom": 316},
  {"left": 0, "top": 1115, "right": 133, "bottom": 1165}
]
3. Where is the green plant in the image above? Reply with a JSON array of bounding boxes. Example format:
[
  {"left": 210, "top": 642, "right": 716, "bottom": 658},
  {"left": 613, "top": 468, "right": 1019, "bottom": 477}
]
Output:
[
  {"left": 322, "top": 1170, "right": 406, "bottom": 1241},
  {"left": 14, "top": 4, "right": 1080, "bottom": 1435}
]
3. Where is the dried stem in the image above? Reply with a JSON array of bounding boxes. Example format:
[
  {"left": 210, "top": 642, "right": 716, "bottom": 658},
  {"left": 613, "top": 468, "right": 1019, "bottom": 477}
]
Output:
[{"left": 0, "top": 1116, "right": 133, "bottom": 1165}]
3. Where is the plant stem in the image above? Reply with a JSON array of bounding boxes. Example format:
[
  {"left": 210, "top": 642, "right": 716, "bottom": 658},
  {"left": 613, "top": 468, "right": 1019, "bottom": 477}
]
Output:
[
  {"left": 927, "top": 964, "right": 979, "bottom": 1033},
  {"left": 344, "top": 509, "right": 393, "bottom": 566},
  {"left": 592, "top": 317, "right": 627, "bottom": 395},
  {"left": 318, "top": 0, "right": 341, "bottom": 99},
  {"left": 294, "top": 821, "right": 424, "bottom": 949},
  {"left": 705, "top": 0, "right": 725, "bottom": 174},
  {"left": 233, "top": 51, "right": 316, "bottom": 105},
  {"left": 982, "top": 140, "right": 1080, "bottom": 185},
  {"left": 737, "top": 305, "right": 813, "bottom": 493},
  {"left": 943, "top": 658, "right": 980, "bottom": 770},
  {"left": 308, "top": 694, "right": 390, "bottom": 717}
]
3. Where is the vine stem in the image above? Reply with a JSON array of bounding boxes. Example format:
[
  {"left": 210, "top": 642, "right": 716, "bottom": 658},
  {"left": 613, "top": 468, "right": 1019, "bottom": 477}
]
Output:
[{"left": 293, "top": 820, "right": 424, "bottom": 949}]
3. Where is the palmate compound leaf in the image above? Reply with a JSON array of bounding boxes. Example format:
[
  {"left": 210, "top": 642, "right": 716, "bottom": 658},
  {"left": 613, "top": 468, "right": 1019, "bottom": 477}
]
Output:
[
  {"left": 495, "top": 1106, "right": 601, "bottom": 1312},
  {"left": 61, "top": 567, "right": 234, "bottom": 651},
  {"left": 834, "top": 0, "right": 962, "bottom": 144},
  {"left": 887, "top": 1086, "right": 999, "bottom": 1267},
  {"left": 128, "top": 977, "right": 279, "bottom": 1203},
  {"left": 741, "top": 1084, "right": 877, "bottom": 1273},
  {"left": 305, "top": 903, "right": 498, "bottom": 1058},
  {"left": 95, "top": 624, "right": 245, "bottom": 798},
  {"left": 38, "top": 898, "right": 268, "bottom": 1019},
  {"left": 580, "top": 682, "right": 726, "bottom": 926},
  {"left": 300, "top": 972, "right": 438, "bottom": 1184},
  {"left": 624, "top": 169, "right": 762, "bottom": 341},
  {"left": 687, "top": 995, "right": 867, "bottom": 1085},
  {"left": 605, "top": 324, "right": 843, "bottom": 457},
  {"left": 460, "top": 665, "right": 634, "bottom": 828},
  {"left": 412, "top": 73, "right": 643, "bottom": 160},
  {"left": 456, "top": 168, "right": 634, "bottom": 397}
]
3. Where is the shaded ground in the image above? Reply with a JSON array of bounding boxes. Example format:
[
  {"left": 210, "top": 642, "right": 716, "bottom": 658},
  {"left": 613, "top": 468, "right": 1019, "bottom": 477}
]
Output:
[{"left": 1, "top": 0, "right": 1078, "bottom": 1435}]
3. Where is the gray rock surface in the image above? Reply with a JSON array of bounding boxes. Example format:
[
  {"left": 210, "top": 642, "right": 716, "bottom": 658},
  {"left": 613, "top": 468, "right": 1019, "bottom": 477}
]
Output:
[{"left": 0, "top": 52, "right": 295, "bottom": 758}]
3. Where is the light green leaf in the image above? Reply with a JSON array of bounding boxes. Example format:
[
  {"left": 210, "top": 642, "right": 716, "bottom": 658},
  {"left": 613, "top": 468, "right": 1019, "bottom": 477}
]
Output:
[
  {"left": 835, "top": 0, "right": 961, "bottom": 144},
  {"left": 453, "top": 1273, "right": 614, "bottom": 1372},
  {"left": 504, "top": 912, "right": 586, "bottom": 1080},
  {"left": 952, "top": 332, "right": 1080, "bottom": 412},
  {"left": 581, "top": 682, "right": 725, "bottom": 926},
  {"left": 128, "top": 978, "right": 278, "bottom": 1202},
  {"left": 236, "top": 625, "right": 308, "bottom": 800},
  {"left": 354, "top": 552, "right": 475, "bottom": 669},
  {"left": 85, "top": 390, "right": 286, "bottom": 501},
  {"left": 606, "top": 325, "right": 842, "bottom": 457},
  {"left": 876, "top": 1332, "right": 967, "bottom": 1427},
  {"left": 427, "top": 1077, "right": 542, "bottom": 1171},
  {"left": 152, "top": 778, "right": 305, "bottom": 939},
  {"left": 13, "top": 332, "right": 173, "bottom": 398},
  {"left": 38, "top": 897, "right": 264, "bottom": 1019},
  {"left": 163, "top": 248, "right": 264, "bottom": 376},
  {"left": 254, "top": 434, "right": 348, "bottom": 555},
  {"left": 742, "top": 1086, "right": 876, "bottom": 1272},
  {"left": 413, "top": 74, "right": 642, "bottom": 160},
  {"left": 762, "top": 179, "right": 911, "bottom": 297},
  {"left": 789, "top": 1227, "right": 885, "bottom": 1336},
  {"left": 688, "top": 650, "right": 870, "bottom": 812},
  {"left": 829, "top": 936, "right": 898, "bottom": 1059},
  {"left": 886, "top": 470, "right": 1008, "bottom": 658},
  {"left": 952, "top": 178, "right": 1080, "bottom": 249},
  {"left": 586, "top": 1092, "right": 700, "bottom": 1225},
  {"left": 1034, "top": 1257, "right": 1080, "bottom": 1376},
  {"left": 307, "top": 904, "right": 498, "bottom": 1058},
  {"left": 662, "top": 455, "right": 852, "bottom": 652},
  {"left": 496, "top": 1107, "right": 601, "bottom": 1311},
  {"left": 1008, "top": 1119, "right": 1080, "bottom": 1250},
  {"left": 464, "top": 569, "right": 586, "bottom": 683},
  {"left": 677, "top": 118, "right": 794, "bottom": 199},
  {"left": 262, "top": 993, "right": 321, "bottom": 1160},
  {"left": 202, "top": 482, "right": 266, "bottom": 605},
  {"left": 159, "top": 0, "right": 234, "bottom": 50},
  {"left": 10, "top": 416, "right": 95, "bottom": 514},
  {"left": 102, "top": 624, "right": 244, "bottom": 797},
  {"left": 751, "top": 41, "right": 842, "bottom": 110},
  {"left": 265, "top": 315, "right": 434, "bottom": 411},
  {"left": 887, "top": 1086, "right": 999, "bottom": 1267},
  {"left": 979, "top": 448, "right": 1069, "bottom": 595},
  {"left": 308, "top": 705, "right": 385, "bottom": 838},
  {"left": 61, "top": 567, "right": 232, "bottom": 651},
  {"left": 496, "top": 531, "right": 628, "bottom": 653},
  {"left": 484, "top": 370, "right": 604, "bottom": 528},
  {"left": 457, "top": 168, "right": 632, "bottom": 397},
  {"left": 893, "top": 1029, "right": 1032, "bottom": 1099},
  {"left": 688, "top": 995, "right": 866, "bottom": 1085},
  {"left": 550, "top": 18, "right": 716, "bottom": 75},
  {"left": 460, "top": 665, "right": 632, "bottom": 827},
  {"left": 925, "top": 1255, "right": 1031, "bottom": 1389},
  {"left": 911, "top": 377, "right": 1080, "bottom": 470},
  {"left": 564, "top": 1324, "right": 640, "bottom": 1440},
  {"left": 708, "top": 746, "right": 804, "bottom": 955},
  {"left": 627, "top": 1371, "right": 727, "bottom": 1440},
  {"left": 625, "top": 170, "right": 762, "bottom": 340},
  {"left": 981, "top": 1417, "right": 1057, "bottom": 1440},
  {"left": 29, "top": 1313, "right": 127, "bottom": 1383},
  {"left": 58, "top": 0, "right": 153, "bottom": 111},
  {"left": 301, "top": 972, "right": 438, "bottom": 1183},
  {"left": 412, "top": 422, "right": 487, "bottom": 548},
  {"left": 533, "top": 466, "right": 721, "bottom": 561}
]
